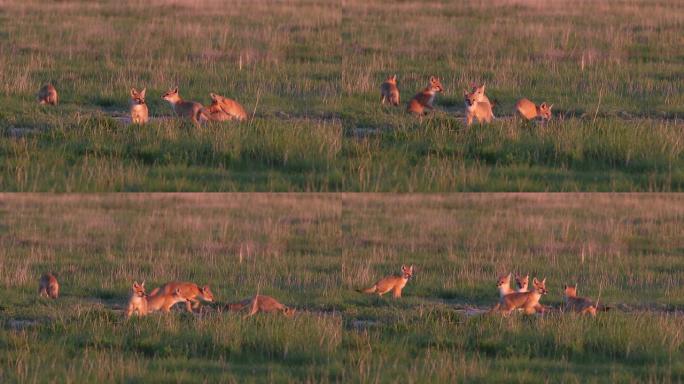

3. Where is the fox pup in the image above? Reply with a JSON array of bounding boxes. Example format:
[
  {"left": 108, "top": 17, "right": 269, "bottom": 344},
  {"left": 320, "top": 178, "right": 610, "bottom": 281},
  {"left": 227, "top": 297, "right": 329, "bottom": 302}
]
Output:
[
  {"left": 516, "top": 274, "right": 529, "bottom": 293},
  {"left": 149, "top": 281, "right": 214, "bottom": 312},
  {"left": 161, "top": 87, "right": 206, "bottom": 124},
  {"left": 37, "top": 84, "right": 58, "bottom": 105},
  {"left": 464, "top": 84, "right": 494, "bottom": 126},
  {"left": 380, "top": 74, "right": 400, "bottom": 106},
  {"left": 226, "top": 295, "right": 296, "bottom": 317},
  {"left": 500, "top": 278, "right": 547, "bottom": 315},
  {"left": 358, "top": 265, "right": 414, "bottom": 298},
  {"left": 407, "top": 76, "right": 443, "bottom": 115},
  {"left": 491, "top": 273, "right": 515, "bottom": 311},
  {"left": 129, "top": 88, "right": 149, "bottom": 125},
  {"left": 125, "top": 281, "right": 148, "bottom": 318},
  {"left": 38, "top": 273, "right": 59, "bottom": 299},
  {"left": 563, "top": 284, "right": 608, "bottom": 316},
  {"left": 205, "top": 92, "right": 248, "bottom": 121},
  {"left": 146, "top": 287, "right": 186, "bottom": 313},
  {"left": 515, "top": 98, "right": 552, "bottom": 122}
]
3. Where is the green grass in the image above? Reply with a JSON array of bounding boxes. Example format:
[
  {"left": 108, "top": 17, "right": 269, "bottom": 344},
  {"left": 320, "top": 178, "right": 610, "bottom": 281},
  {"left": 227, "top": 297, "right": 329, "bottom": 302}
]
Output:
[
  {"left": 0, "top": 0, "right": 683, "bottom": 191},
  {"left": 1, "top": 194, "right": 684, "bottom": 382}
]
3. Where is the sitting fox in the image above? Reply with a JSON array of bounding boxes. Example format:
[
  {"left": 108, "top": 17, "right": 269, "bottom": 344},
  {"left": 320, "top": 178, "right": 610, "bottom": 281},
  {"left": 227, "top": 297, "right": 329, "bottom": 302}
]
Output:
[
  {"left": 380, "top": 74, "right": 400, "bottom": 106},
  {"left": 357, "top": 265, "right": 414, "bottom": 298},
  {"left": 226, "top": 295, "right": 296, "bottom": 317},
  {"left": 38, "top": 273, "right": 60, "bottom": 299}
]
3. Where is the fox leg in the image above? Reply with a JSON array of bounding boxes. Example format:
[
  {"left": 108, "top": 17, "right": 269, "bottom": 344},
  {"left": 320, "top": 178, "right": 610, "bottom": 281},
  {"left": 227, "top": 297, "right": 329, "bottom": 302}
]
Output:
[
  {"left": 392, "top": 286, "right": 402, "bottom": 299},
  {"left": 581, "top": 306, "right": 597, "bottom": 316},
  {"left": 381, "top": 95, "right": 386, "bottom": 105},
  {"left": 466, "top": 115, "right": 473, "bottom": 126}
]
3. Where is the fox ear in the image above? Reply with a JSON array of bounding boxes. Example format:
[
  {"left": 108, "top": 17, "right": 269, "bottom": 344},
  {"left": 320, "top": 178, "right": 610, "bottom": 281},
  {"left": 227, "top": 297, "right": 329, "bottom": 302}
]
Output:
[
  {"left": 173, "top": 87, "right": 178, "bottom": 93},
  {"left": 392, "top": 74, "right": 397, "bottom": 81},
  {"left": 409, "top": 265, "right": 414, "bottom": 272},
  {"left": 540, "top": 102, "right": 547, "bottom": 109},
  {"left": 140, "top": 88, "right": 146, "bottom": 98},
  {"left": 542, "top": 278, "right": 546, "bottom": 284},
  {"left": 533, "top": 278, "right": 539, "bottom": 284},
  {"left": 130, "top": 88, "right": 137, "bottom": 97},
  {"left": 429, "top": 76, "right": 436, "bottom": 82},
  {"left": 480, "top": 84, "right": 486, "bottom": 92},
  {"left": 549, "top": 104, "right": 554, "bottom": 110},
  {"left": 141, "top": 281, "right": 145, "bottom": 288}
]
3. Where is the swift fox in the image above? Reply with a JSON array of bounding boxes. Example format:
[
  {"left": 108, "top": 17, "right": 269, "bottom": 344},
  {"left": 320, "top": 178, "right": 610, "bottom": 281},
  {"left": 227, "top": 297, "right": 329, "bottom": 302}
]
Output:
[
  {"left": 226, "top": 295, "right": 296, "bottom": 317},
  {"left": 464, "top": 84, "right": 494, "bottom": 126},
  {"left": 515, "top": 274, "right": 529, "bottom": 293},
  {"left": 491, "top": 273, "right": 515, "bottom": 311},
  {"left": 205, "top": 92, "right": 247, "bottom": 121},
  {"left": 146, "top": 287, "right": 186, "bottom": 313},
  {"left": 130, "top": 88, "right": 149, "bottom": 125},
  {"left": 37, "top": 84, "right": 58, "bottom": 105},
  {"left": 515, "top": 98, "right": 552, "bottom": 122},
  {"left": 38, "top": 273, "right": 59, "bottom": 299},
  {"left": 149, "top": 281, "right": 214, "bottom": 312},
  {"left": 564, "top": 284, "right": 609, "bottom": 316},
  {"left": 161, "top": 87, "right": 206, "bottom": 124},
  {"left": 500, "top": 278, "right": 547, "bottom": 315},
  {"left": 357, "top": 265, "right": 414, "bottom": 298},
  {"left": 380, "top": 74, "right": 400, "bottom": 106},
  {"left": 407, "top": 76, "right": 443, "bottom": 115},
  {"left": 125, "top": 281, "right": 148, "bottom": 318}
]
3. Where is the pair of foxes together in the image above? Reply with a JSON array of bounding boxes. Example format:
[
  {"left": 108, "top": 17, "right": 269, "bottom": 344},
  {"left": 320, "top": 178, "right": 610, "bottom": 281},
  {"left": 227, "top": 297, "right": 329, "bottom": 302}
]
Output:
[
  {"left": 37, "top": 83, "right": 247, "bottom": 125},
  {"left": 381, "top": 75, "right": 553, "bottom": 126},
  {"left": 495, "top": 273, "right": 609, "bottom": 316}
]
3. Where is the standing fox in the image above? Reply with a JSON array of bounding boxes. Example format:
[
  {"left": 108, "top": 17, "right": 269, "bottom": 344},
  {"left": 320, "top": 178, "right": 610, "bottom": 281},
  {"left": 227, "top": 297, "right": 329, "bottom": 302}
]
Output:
[
  {"left": 564, "top": 284, "right": 609, "bottom": 316},
  {"left": 500, "top": 278, "right": 547, "bottom": 315},
  {"left": 407, "top": 76, "right": 443, "bottom": 115},
  {"left": 161, "top": 87, "right": 206, "bottom": 124},
  {"left": 226, "top": 295, "right": 296, "bottom": 317},
  {"left": 38, "top": 273, "right": 60, "bottom": 299},
  {"left": 149, "top": 281, "right": 214, "bottom": 313},
  {"left": 202, "top": 92, "right": 248, "bottom": 122},
  {"left": 515, "top": 98, "right": 552, "bottom": 122},
  {"left": 37, "top": 84, "right": 58, "bottom": 105},
  {"left": 357, "top": 265, "right": 414, "bottom": 298},
  {"left": 464, "top": 84, "right": 494, "bottom": 126},
  {"left": 129, "top": 88, "right": 149, "bottom": 125},
  {"left": 380, "top": 74, "right": 400, "bottom": 106},
  {"left": 146, "top": 287, "right": 186, "bottom": 313},
  {"left": 125, "top": 281, "right": 148, "bottom": 318},
  {"left": 515, "top": 274, "right": 529, "bottom": 293}
]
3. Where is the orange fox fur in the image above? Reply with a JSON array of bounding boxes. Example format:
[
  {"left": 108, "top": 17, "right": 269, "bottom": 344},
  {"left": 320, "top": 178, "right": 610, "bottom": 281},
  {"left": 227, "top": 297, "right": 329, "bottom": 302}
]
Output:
[
  {"left": 37, "top": 84, "right": 58, "bottom": 105},
  {"left": 358, "top": 265, "right": 414, "bottom": 298},
  {"left": 515, "top": 98, "right": 552, "bottom": 121},
  {"left": 500, "top": 278, "right": 547, "bottom": 315},
  {"left": 38, "top": 273, "right": 60, "bottom": 299},
  {"left": 226, "top": 295, "right": 296, "bottom": 317},
  {"left": 464, "top": 84, "right": 494, "bottom": 126},
  {"left": 407, "top": 76, "right": 443, "bottom": 115},
  {"left": 149, "top": 281, "right": 214, "bottom": 312},
  {"left": 381, "top": 74, "right": 400, "bottom": 106}
]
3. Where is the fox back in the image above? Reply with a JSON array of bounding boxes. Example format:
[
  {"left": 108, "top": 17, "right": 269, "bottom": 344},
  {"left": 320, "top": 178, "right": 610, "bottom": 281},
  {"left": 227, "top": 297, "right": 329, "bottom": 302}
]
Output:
[
  {"left": 38, "top": 84, "right": 58, "bottom": 105},
  {"left": 208, "top": 92, "right": 247, "bottom": 121},
  {"left": 359, "top": 264, "right": 414, "bottom": 298},
  {"left": 381, "top": 74, "right": 400, "bottom": 106},
  {"left": 146, "top": 287, "right": 186, "bottom": 313},
  {"left": 407, "top": 76, "right": 443, "bottom": 114},
  {"left": 515, "top": 98, "right": 552, "bottom": 121},
  {"left": 502, "top": 278, "right": 547, "bottom": 314},
  {"left": 130, "top": 88, "right": 149, "bottom": 124},
  {"left": 38, "top": 273, "right": 59, "bottom": 299},
  {"left": 563, "top": 284, "right": 598, "bottom": 315}
]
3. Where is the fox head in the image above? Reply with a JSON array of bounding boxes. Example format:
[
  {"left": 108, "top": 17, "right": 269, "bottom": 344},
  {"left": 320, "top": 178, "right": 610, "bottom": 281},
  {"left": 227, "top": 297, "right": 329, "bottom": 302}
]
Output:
[
  {"left": 564, "top": 284, "right": 578, "bottom": 297},
  {"left": 199, "top": 285, "right": 214, "bottom": 302},
  {"left": 161, "top": 87, "right": 179, "bottom": 102},
  {"left": 401, "top": 265, "right": 415, "bottom": 279},
  {"left": 464, "top": 84, "right": 486, "bottom": 107},
  {"left": 283, "top": 307, "right": 296, "bottom": 317},
  {"left": 496, "top": 273, "right": 511, "bottom": 288},
  {"left": 538, "top": 102, "right": 553, "bottom": 120},
  {"left": 515, "top": 274, "right": 529, "bottom": 290},
  {"left": 132, "top": 281, "right": 146, "bottom": 297},
  {"left": 209, "top": 92, "right": 222, "bottom": 103},
  {"left": 130, "top": 88, "right": 146, "bottom": 105},
  {"left": 533, "top": 278, "right": 547, "bottom": 295},
  {"left": 385, "top": 74, "right": 397, "bottom": 84},
  {"left": 428, "top": 76, "right": 443, "bottom": 93}
]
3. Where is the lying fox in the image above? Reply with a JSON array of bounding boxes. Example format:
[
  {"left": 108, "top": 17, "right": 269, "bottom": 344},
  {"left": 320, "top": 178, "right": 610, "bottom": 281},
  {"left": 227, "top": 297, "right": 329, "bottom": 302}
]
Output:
[
  {"left": 161, "top": 87, "right": 207, "bottom": 124},
  {"left": 564, "top": 284, "right": 609, "bottom": 316},
  {"left": 500, "top": 278, "right": 547, "bottom": 315},
  {"left": 464, "top": 84, "right": 494, "bottom": 126},
  {"left": 37, "top": 84, "right": 58, "bottom": 105},
  {"left": 407, "top": 76, "right": 443, "bottom": 115},
  {"left": 358, "top": 265, "right": 414, "bottom": 298},
  {"left": 515, "top": 98, "right": 552, "bottom": 122},
  {"left": 202, "top": 92, "right": 248, "bottom": 122},
  {"left": 130, "top": 87, "right": 149, "bottom": 125},
  {"left": 380, "top": 74, "right": 400, "bottom": 106},
  {"left": 38, "top": 272, "right": 60, "bottom": 299},
  {"left": 226, "top": 295, "right": 296, "bottom": 317},
  {"left": 149, "top": 281, "right": 214, "bottom": 313}
]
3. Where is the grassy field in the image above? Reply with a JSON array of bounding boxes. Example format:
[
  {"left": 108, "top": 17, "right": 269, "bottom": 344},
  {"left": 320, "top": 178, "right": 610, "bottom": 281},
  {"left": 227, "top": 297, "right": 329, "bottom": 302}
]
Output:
[
  {"left": 1, "top": 194, "right": 684, "bottom": 382},
  {"left": 0, "top": 0, "right": 683, "bottom": 191},
  {"left": 341, "top": 0, "right": 684, "bottom": 191}
]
